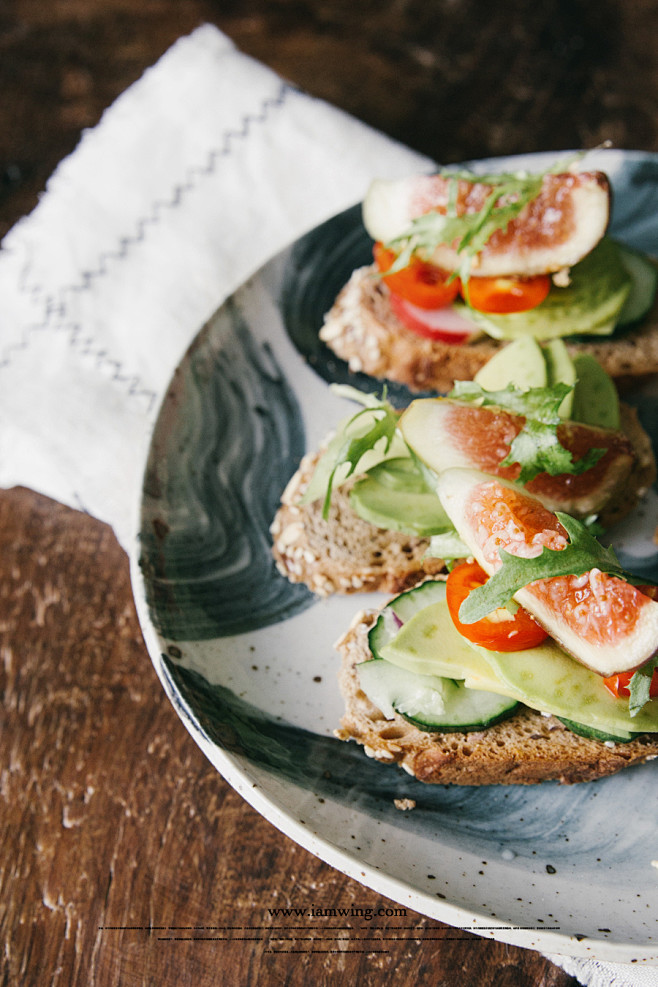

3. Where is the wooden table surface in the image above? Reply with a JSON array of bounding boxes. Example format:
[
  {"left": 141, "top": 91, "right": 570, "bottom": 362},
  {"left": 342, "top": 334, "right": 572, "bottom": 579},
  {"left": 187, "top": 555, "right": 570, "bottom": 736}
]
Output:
[{"left": 2, "top": 2, "right": 658, "bottom": 984}]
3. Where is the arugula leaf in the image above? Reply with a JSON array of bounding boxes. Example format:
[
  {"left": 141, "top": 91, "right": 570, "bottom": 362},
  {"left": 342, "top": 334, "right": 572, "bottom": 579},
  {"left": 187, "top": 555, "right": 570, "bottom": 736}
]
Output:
[
  {"left": 310, "top": 395, "right": 400, "bottom": 519},
  {"left": 299, "top": 387, "right": 407, "bottom": 511},
  {"left": 451, "top": 379, "right": 571, "bottom": 417},
  {"left": 449, "top": 381, "right": 606, "bottom": 483},
  {"left": 628, "top": 658, "right": 658, "bottom": 716},
  {"left": 458, "top": 513, "right": 634, "bottom": 624}
]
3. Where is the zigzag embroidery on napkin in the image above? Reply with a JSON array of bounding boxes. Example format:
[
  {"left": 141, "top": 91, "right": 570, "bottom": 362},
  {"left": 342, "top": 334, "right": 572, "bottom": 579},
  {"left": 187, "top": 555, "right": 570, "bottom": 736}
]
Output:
[
  {"left": 71, "top": 323, "right": 160, "bottom": 413},
  {"left": 2, "top": 80, "right": 292, "bottom": 416}
]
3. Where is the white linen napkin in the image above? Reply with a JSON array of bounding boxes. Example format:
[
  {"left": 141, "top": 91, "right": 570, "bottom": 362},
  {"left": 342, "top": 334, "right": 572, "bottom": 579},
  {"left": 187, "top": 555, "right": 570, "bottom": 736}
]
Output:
[
  {"left": 548, "top": 955, "right": 658, "bottom": 987},
  {"left": 0, "top": 24, "right": 654, "bottom": 987},
  {"left": 0, "top": 23, "right": 430, "bottom": 549}
]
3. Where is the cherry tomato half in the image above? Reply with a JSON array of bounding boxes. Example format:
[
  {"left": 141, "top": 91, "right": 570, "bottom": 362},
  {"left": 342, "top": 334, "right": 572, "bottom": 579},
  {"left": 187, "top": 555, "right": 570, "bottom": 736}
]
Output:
[
  {"left": 603, "top": 585, "right": 658, "bottom": 698},
  {"left": 373, "top": 242, "right": 461, "bottom": 310},
  {"left": 446, "top": 560, "right": 548, "bottom": 652},
  {"left": 603, "top": 667, "right": 658, "bottom": 699},
  {"left": 462, "top": 274, "right": 551, "bottom": 314}
]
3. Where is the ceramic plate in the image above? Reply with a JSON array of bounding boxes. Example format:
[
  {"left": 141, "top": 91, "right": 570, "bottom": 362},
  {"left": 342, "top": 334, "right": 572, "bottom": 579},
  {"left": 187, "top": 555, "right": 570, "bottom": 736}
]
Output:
[{"left": 131, "top": 149, "right": 658, "bottom": 963}]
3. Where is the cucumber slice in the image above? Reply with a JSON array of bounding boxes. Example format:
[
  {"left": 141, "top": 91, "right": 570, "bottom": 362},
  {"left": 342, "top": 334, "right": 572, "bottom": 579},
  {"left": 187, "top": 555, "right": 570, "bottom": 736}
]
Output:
[
  {"left": 616, "top": 242, "right": 658, "bottom": 326},
  {"left": 556, "top": 717, "right": 633, "bottom": 744},
  {"left": 368, "top": 579, "right": 448, "bottom": 661},
  {"left": 357, "top": 658, "right": 519, "bottom": 733}
]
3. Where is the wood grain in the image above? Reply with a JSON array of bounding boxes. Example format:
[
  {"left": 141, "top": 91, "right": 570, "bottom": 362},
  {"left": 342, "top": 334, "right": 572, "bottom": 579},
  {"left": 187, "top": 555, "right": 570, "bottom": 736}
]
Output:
[
  {"left": 4, "top": 0, "right": 658, "bottom": 982},
  {"left": 2, "top": 0, "right": 658, "bottom": 238},
  {"left": 0, "top": 488, "right": 580, "bottom": 985}
]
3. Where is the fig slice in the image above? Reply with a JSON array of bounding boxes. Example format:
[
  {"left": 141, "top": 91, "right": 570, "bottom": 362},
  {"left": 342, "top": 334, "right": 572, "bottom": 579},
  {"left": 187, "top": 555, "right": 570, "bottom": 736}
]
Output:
[
  {"left": 363, "top": 171, "right": 610, "bottom": 278},
  {"left": 436, "top": 467, "right": 658, "bottom": 676},
  {"left": 398, "top": 397, "right": 635, "bottom": 520}
]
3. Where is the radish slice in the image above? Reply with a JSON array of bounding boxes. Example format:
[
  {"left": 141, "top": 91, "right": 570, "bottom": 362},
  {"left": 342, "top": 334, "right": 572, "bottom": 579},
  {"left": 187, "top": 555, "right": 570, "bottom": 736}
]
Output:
[{"left": 389, "top": 291, "right": 481, "bottom": 343}]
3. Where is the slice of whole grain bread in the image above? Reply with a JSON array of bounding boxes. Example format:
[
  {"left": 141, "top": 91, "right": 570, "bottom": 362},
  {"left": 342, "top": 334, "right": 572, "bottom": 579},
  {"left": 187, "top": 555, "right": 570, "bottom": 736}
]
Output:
[
  {"left": 320, "top": 264, "right": 658, "bottom": 394},
  {"left": 335, "top": 606, "right": 658, "bottom": 785},
  {"left": 270, "top": 450, "right": 446, "bottom": 596}
]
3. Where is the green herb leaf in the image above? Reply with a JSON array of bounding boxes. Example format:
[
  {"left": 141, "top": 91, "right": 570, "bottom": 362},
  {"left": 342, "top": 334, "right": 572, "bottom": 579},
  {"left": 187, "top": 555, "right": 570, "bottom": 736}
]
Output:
[
  {"left": 628, "top": 658, "right": 658, "bottom": 716},
  {"left": 504, "top": 418, "right": 605, "bottom": 484},
  {"left": 449, "top": 381, "right": 606, "bottom": 483},
  {"left": 315, "top": 395, "right": 400, "bottom": 519},
  {"left": 300, "top": 386, "right": 409, "bottom": 511},
  {"left": 458, "top": 513, "right": 632, "bottom": 624},
  {"left": 451, "top": 379, "right": 571, "bottom": 417}
]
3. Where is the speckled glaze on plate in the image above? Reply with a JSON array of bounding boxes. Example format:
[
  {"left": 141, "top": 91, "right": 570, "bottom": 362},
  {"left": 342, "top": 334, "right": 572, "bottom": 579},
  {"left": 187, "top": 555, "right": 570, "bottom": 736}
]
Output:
[{"left": 131, "top": 149, "right": 658, "bottom": 963}]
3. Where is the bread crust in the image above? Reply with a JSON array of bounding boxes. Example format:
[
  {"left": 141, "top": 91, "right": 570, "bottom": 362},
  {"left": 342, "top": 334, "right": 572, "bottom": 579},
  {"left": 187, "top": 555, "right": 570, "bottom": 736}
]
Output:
[
  {"left": 320, "top": 264, "right": 658, "bottom": 394},
  {"left": 335, "top": 608, "right": 658, "bottom": 785},
  {"left": 599, "top": 403, "right": 657, "bottom": 526},
  {"left": 270, "top": 450, "right": 445, "bottom": 596}
]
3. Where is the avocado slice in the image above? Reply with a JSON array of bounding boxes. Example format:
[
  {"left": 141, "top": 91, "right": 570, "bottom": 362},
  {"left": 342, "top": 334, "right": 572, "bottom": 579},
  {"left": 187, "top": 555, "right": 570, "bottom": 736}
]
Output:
[
  {"left": 543, "top": 338, "right": 577, "bottom": 418},
  {"left": 474, "top": 336, "right": 548, "bottom": 391},
  {"left": 349, "top": 458, "right": 452, "bottom": 537},
  {"left": 571, "top": 353, "right": 621, "bottom": 430}
]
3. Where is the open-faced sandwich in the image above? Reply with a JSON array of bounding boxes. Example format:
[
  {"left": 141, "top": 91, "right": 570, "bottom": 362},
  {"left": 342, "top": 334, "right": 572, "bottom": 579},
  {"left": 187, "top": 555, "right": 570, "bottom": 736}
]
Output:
[
  {"left": 270, "top": 343, "right": 658, "bottom": 784},
  {"left": 334, "top": 461, "right": 658, "bottom": 785},
  {"left": 319, "top": 158, "right": 658, "bottom": 393},
  {"left": 271, "top": 338, "right": 656, "bottom": 597}
]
